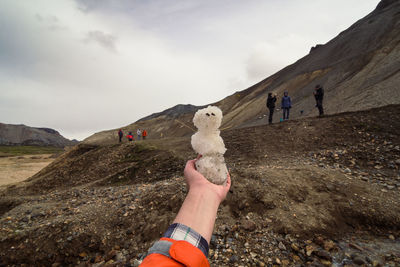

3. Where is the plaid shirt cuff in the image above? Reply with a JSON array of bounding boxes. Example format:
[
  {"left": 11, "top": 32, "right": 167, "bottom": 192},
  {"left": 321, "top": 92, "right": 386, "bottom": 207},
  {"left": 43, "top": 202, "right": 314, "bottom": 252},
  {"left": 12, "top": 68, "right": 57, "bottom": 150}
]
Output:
[{"left": 162, "top": 223, "right": 209, "bottom": 257}]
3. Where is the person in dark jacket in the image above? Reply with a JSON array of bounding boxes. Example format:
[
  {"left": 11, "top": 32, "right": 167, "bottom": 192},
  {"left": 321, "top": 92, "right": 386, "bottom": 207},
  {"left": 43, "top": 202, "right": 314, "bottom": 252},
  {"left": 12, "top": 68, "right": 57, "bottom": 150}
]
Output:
[
  {"left": 266, "top": 93, "right": 277, "bottom": 124},
  {"left": 313, "top": 84, "right": 324, "bottom": 116},
  {"left": 281, "top": 91, "right": 292, "bottom": 120},
  {"left": 118, "top": 129, "right": 123, "bottom": 143}
]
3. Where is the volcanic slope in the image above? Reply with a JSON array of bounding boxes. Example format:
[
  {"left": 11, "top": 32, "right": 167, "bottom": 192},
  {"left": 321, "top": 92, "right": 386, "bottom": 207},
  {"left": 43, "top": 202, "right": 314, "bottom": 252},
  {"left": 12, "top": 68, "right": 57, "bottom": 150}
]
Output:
[
  {"left": 1, "top": 104, "right": 399, "bottom": 266},
  {"left": 84, "top": 0, "right": 400, "bottom": 145}
]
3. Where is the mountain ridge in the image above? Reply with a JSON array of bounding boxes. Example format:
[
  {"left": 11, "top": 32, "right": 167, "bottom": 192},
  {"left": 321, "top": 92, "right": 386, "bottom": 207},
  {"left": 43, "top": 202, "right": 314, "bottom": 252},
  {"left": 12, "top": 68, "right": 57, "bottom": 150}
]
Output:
[{"left": 0, "top": 123, "right": 78, "bottom": 147}]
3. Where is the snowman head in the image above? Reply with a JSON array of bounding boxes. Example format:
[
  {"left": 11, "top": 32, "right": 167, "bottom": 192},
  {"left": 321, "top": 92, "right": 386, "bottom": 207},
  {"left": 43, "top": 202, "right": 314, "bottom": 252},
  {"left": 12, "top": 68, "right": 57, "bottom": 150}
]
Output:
[{"left": 193, "top": 105, "right": 223, "bottom": 132}]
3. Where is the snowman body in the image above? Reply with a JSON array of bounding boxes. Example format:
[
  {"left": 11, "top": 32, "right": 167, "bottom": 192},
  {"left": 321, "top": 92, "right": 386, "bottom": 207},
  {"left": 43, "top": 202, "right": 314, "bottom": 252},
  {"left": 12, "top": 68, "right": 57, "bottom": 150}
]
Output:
[{"left": 191, "top": 106, "right": 228, "bottom": 185}]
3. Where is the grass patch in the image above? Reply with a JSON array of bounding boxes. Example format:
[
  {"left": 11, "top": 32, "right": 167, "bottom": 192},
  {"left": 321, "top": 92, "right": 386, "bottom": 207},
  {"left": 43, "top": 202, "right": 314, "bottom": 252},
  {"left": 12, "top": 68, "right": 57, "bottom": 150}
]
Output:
[
  {"left": 119, "top": 142, "right": 158, "bottom": 163},
  {"left": 0, "top": 146, "right": 63, "bottom": 157},
  {"left": 134, "top": 142, "right": 157, "bottom": 152}
]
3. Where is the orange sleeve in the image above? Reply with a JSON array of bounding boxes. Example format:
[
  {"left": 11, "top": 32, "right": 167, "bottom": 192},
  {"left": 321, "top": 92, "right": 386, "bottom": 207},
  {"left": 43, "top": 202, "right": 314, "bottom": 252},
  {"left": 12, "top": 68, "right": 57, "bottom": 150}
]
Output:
[
  {"left": 140, "top": 253, "right": 184, "bottom": 267},
  {"left": 140, "top": 238, "right": 210, "bottom": 267}
]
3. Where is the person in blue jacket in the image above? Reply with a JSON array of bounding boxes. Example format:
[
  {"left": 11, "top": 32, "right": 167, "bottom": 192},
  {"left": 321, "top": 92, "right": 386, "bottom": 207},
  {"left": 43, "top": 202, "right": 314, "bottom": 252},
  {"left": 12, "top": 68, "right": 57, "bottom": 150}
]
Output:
[{"left": 281, "top": 91, "right": 292, "bottom": 120}]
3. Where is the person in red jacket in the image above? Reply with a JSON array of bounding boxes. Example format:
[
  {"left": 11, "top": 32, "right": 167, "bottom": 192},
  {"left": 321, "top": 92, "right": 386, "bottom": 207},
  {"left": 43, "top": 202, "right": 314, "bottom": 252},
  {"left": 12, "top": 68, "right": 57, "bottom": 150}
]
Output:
[
  {"left": 140, "top": 158, "right": 231, "bottom": 267},
  {"left": 127, "top": 132, "right": 134, "bottom": 142},
  {"left": 142, "top": 129, "right": 147, "bottom": 140}
]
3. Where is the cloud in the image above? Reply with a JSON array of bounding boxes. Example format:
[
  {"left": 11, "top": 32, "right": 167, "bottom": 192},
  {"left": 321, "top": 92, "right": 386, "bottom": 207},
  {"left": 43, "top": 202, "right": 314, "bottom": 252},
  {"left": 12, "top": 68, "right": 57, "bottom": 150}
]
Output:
[
  {"left": 35, "top": 13, "right": 67, "bottom": 31},
  {"left": 84, "top": 30, "right": 117, "bottom": 52},
  {"left": 245, "top": 33, "right": 313, "bottom": 82},
  {"left": 246, "top": 43, "right": 283, "bottom": 81}
]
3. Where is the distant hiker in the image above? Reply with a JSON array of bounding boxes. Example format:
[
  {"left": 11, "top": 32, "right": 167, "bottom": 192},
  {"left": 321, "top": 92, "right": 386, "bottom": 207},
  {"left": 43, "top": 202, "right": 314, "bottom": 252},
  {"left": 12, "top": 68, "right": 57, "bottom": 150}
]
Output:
[
  {"left": 266, "top": 92, "right": 277, "bottom": 124},
  {"left": 118, "top": 129, "right": 123, "bottom": 143},
  {"left": 140, "top": 158, "right": 231, "bottom": 266},
  {"left": 142, "top": 129, "right": 147, "bottom": 140},
  {"left": 137, "top": 129, "right": 142, "bottom": 140},
  {"left": 127, "top": 131, "right": 134, "bottom": 142},
  {"left": 281, "top": 91, "right": 292, "bottom": 120},
  {"left": 313, "top": 84, "right": 324, "bottom": 116}
]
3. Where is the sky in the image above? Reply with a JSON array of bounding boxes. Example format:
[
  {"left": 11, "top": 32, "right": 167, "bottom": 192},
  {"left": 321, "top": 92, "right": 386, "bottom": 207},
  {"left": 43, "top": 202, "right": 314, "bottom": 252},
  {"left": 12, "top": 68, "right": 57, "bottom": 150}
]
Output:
[{"left": 0, "top": 0, "right": 380, "bottom": 140}]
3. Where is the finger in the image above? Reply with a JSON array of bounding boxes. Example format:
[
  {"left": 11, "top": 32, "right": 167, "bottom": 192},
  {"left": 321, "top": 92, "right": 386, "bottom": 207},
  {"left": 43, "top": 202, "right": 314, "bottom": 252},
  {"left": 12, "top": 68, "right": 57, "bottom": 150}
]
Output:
[
  {"left": 184, "top": 160, "right": 195, "bottom": 173},
  {"left": 225, "top": 172, "right": 232, "bottom": 190},
  {"left": 185, "top": 159, "right": 201, "bottom": 176},
  {"left": 196, "top": 154, "right": 202, "bottom": 160},
  {"left": 186, "top": 159, "right": 197, "bottom": 168}
]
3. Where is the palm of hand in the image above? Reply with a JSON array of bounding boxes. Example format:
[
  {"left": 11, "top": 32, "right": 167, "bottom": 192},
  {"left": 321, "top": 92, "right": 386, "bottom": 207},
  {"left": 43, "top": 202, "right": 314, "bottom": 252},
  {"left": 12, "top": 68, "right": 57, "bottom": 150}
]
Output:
[{"left": 184, "top": 159, "right": 231, "bottom": 202}]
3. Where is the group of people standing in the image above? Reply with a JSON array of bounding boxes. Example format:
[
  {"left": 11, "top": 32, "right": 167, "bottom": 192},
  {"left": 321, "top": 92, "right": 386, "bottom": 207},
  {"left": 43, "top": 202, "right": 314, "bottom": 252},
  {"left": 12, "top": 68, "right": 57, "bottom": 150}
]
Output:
[
  {"left": 118, "top": 128, "right": 148, "bottom": 142},
  {"left": 266, "top": 84, "right": 324, "bottom": 124}
]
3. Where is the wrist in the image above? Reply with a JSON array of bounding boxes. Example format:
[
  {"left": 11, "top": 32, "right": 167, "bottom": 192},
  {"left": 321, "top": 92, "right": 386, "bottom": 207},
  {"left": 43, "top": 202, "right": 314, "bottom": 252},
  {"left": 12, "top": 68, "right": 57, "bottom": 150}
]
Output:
[
  {"left": 188, "top": 186, "right": 223, "bottom": 206},
  {"left": 173, "top": 186, "right": 221, "bottom": 243}
]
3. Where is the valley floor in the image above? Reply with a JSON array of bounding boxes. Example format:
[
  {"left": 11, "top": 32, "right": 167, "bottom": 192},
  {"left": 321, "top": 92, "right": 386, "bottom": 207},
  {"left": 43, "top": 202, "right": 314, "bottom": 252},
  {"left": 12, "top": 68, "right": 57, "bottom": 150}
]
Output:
[{"left": 0, "top": 154, "right": 55, "bottom": 186}]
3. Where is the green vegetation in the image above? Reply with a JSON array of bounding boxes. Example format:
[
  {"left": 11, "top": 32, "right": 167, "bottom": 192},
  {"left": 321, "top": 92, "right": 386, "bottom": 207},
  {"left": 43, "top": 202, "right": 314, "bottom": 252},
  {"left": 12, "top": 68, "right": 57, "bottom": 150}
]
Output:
[
  {"left": 119, "top": 142, "right": 157, "bottom": 163},
  {"left": 134, "top": 142, "right": 157, "bottom": 152},
  {"left": 0, "top": 146, "right": 63, "bottom": 157}
]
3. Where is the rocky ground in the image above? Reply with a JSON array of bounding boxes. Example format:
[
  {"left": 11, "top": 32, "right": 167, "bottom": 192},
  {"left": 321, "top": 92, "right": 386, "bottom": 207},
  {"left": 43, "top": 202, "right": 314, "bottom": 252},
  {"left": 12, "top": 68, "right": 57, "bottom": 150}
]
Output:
[{"left": 1, "top": 105, "right": 400, "bottom": 266}]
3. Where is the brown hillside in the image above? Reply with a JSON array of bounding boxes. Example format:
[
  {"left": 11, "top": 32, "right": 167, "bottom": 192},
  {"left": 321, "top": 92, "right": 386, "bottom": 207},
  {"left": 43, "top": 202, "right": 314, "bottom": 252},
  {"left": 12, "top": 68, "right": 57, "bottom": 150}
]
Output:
[{"left": 1, "top": 104, "right": 399, "bottom": 266}]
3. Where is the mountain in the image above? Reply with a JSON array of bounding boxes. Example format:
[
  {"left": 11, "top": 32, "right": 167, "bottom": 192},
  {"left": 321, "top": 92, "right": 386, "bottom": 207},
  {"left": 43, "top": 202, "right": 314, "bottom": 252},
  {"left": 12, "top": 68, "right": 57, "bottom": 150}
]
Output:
[
  {"left": 0, "top": 123, "right": 78, "bottom": 147},
  {"left": 84, "top": 0, "right": 400, "bottom": 144}
]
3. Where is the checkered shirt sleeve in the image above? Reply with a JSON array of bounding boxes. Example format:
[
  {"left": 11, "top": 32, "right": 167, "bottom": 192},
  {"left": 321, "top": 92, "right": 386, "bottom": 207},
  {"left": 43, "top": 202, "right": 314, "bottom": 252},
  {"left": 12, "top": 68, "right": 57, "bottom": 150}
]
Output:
[{"left": 162, "top": 223, "right": 209, "bottom": 257}]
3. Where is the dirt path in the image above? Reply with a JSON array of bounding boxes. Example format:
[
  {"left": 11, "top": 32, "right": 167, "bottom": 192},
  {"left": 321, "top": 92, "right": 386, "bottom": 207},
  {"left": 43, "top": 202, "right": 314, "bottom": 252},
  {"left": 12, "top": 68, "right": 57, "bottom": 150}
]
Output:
[{"left": 0, "top": 154, "right": 54, "bottom": 186}]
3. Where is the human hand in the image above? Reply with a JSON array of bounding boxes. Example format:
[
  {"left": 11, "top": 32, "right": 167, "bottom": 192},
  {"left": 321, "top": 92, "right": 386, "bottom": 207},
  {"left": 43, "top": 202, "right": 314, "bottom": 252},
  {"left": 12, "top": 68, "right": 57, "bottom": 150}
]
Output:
[{"left": 184, "top": 159, "right": 231, "bottom": 204}]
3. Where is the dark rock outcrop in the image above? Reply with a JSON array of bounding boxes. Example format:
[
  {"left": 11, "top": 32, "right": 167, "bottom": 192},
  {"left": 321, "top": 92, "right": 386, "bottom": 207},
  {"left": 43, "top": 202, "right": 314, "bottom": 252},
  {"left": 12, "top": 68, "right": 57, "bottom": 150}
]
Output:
[{"left": 137, "top": 104, "right": 206, "bottom": 122}]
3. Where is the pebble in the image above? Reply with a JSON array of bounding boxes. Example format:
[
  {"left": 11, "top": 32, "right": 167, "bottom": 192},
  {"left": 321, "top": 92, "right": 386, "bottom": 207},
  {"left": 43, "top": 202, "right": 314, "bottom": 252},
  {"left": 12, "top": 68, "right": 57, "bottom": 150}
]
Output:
[
  {"left": 291, "top": 243, "right": 299, "bottom": 252},
  {"left": 323, "top": 240, "right": 336, "bottom": 251},
  {"left": 352, "top": 256, "right": 365, "bottom": 265},
  {"left": 372, "top": 260, "right": 382, "bottom": 267},
  {"left": 306, "top": 245, "right": 315, "bottom": 256},
  {"left": 229, "top": 255, "right": 238, "bottom": 263},
  {"left": 241, "top": 219, "right": 256, "bottom": 231},
  {"left": 315, "top": 249, "right": 332, "bottom": 261},
  {"left": 320, "top": 259, "right": 332, "bottom": 266}
]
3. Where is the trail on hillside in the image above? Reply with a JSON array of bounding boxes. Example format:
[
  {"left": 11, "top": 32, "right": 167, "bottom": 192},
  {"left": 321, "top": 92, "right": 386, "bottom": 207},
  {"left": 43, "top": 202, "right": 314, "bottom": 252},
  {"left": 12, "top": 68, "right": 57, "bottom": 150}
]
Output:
[{"left": 0, "top": 105, "right": 400, "bottom": 266}]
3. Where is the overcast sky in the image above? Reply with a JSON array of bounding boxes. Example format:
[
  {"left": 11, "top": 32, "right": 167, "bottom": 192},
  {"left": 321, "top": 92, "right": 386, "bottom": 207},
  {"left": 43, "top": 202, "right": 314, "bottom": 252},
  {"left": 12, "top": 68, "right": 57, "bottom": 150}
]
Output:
[{"left": 0, "top": 0, "right": 380, "bottom": 140}]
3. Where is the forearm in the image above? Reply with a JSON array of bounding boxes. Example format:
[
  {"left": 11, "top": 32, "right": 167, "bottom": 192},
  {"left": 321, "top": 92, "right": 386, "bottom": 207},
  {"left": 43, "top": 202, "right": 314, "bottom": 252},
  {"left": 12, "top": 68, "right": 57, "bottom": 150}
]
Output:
[{"left": 173, "top": 188, "right": 221, "bottom": 243}]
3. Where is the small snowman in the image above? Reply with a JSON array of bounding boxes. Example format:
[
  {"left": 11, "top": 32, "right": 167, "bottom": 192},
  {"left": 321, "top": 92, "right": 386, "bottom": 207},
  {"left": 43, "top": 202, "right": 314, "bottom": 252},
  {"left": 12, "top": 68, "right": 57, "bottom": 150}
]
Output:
[{"left": 191, "top": 105, "right": 228, "bottom": 185}]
